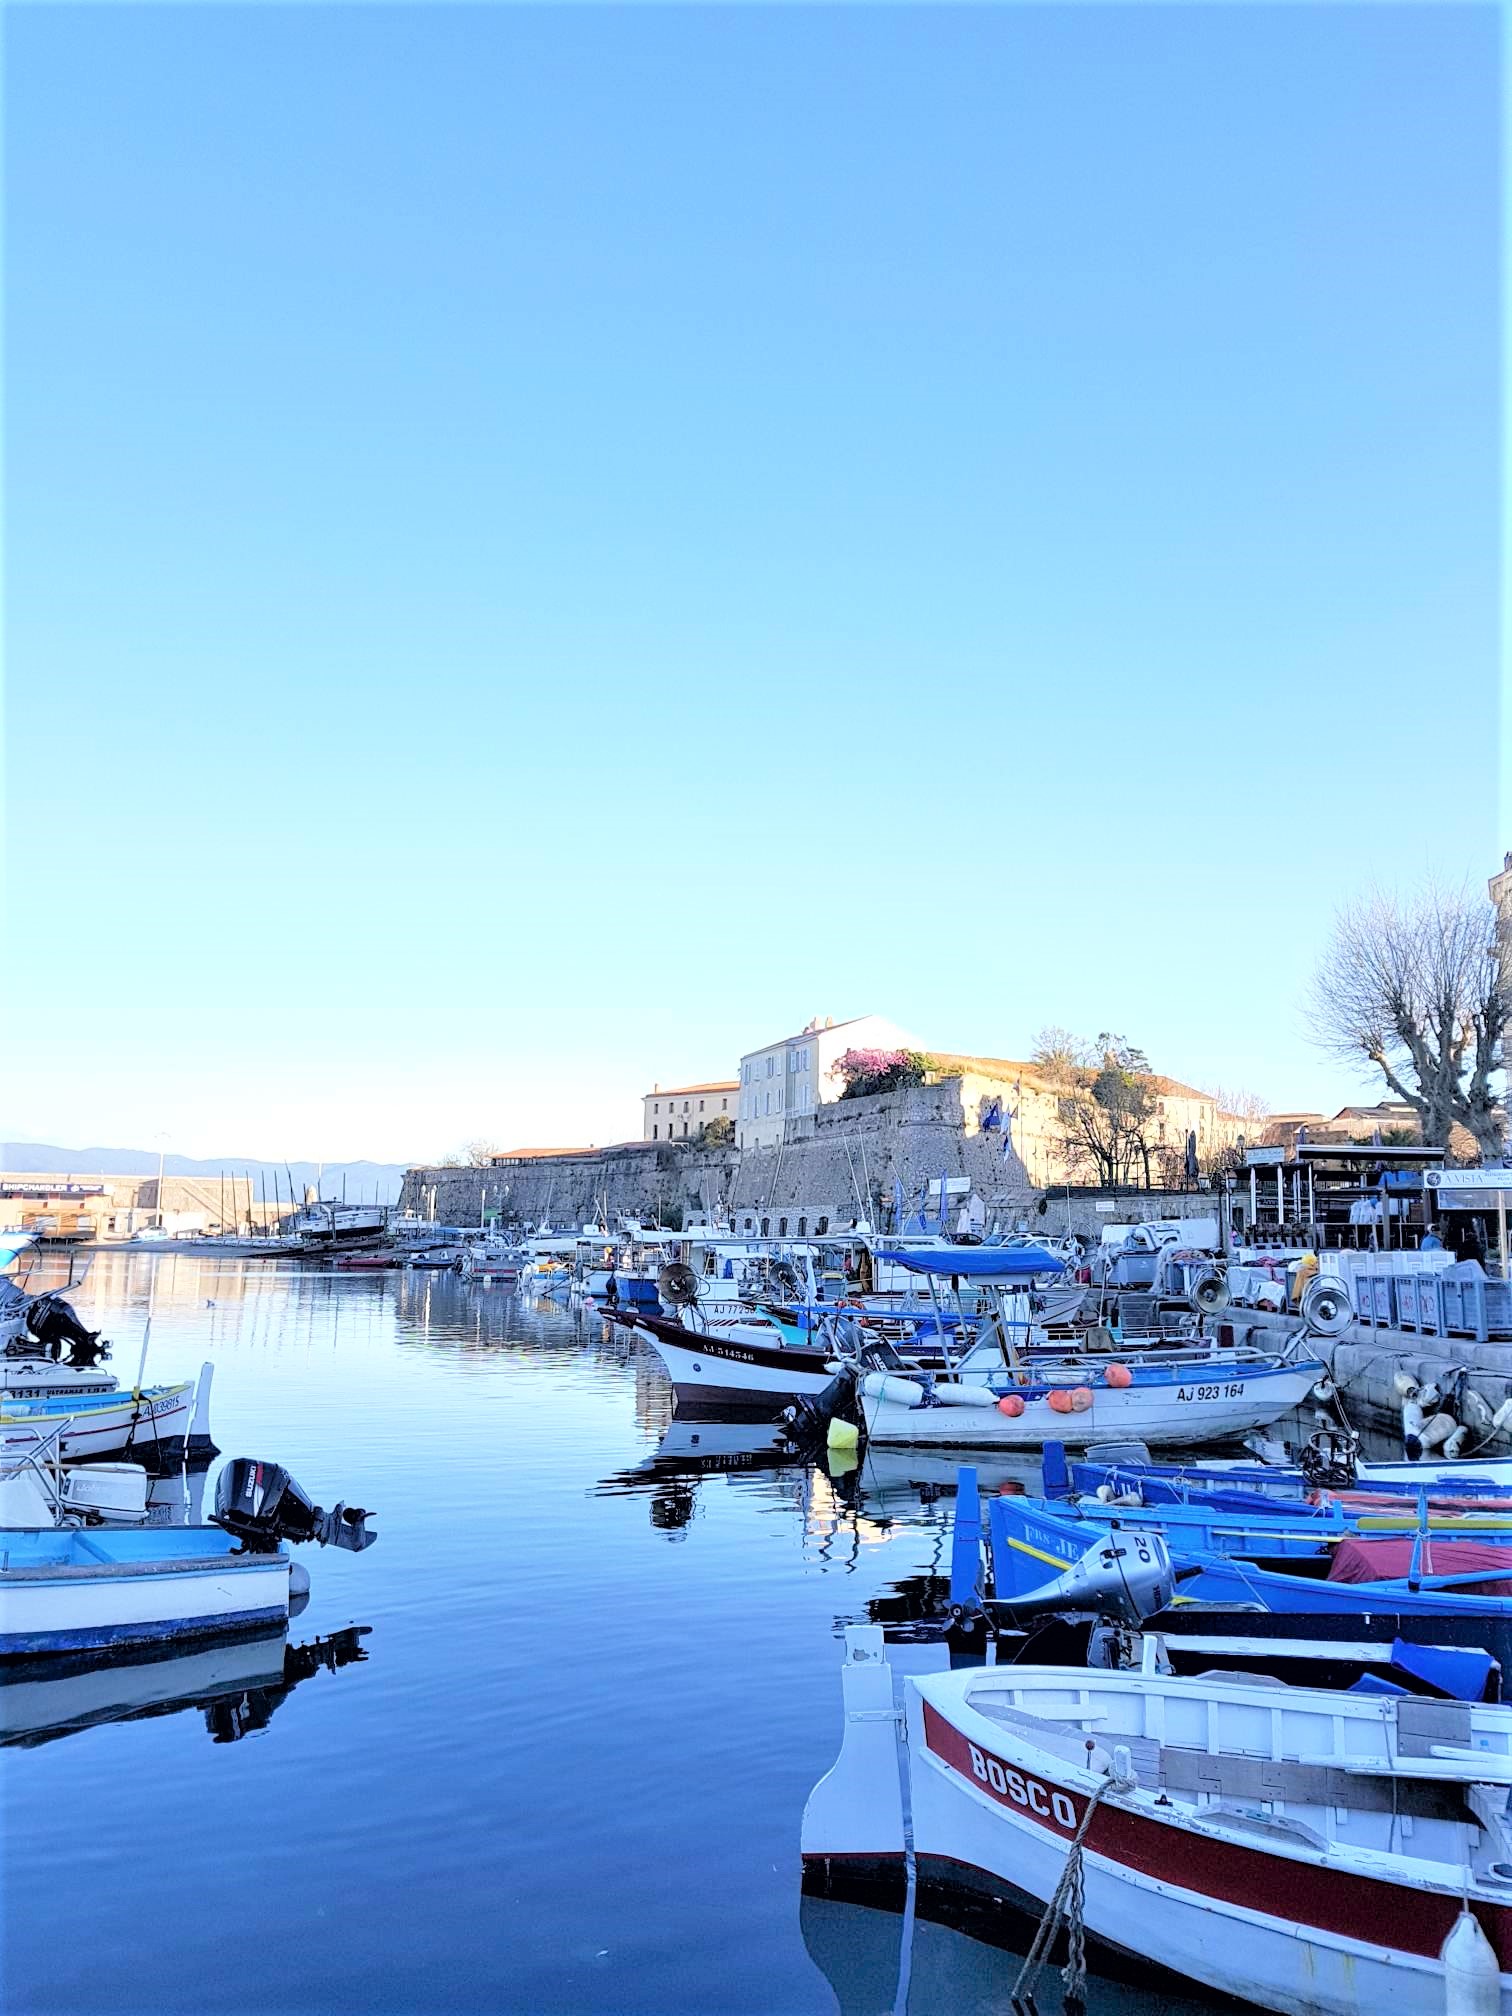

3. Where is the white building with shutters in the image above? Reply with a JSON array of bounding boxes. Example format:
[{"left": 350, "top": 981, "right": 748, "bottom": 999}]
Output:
[{"left": 736, "top": 1015, "right": 916, "bottom": 1152}]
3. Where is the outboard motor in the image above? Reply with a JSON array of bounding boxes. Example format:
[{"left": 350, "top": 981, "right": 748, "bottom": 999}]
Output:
[
  {"left": 25, "top": 1293, "right": 109, "bottom": 1366},
  {"left": 213, "top": 1459, "right": 377, "bottom": 1555},
  {"left": 993, "top": 1529, "right": 1177, "bottom": 1629}
]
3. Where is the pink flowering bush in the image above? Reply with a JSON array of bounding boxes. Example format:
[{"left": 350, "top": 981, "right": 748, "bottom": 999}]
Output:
[{"left": 834, "top": 1048, "right": 934, "bottom": 1099}]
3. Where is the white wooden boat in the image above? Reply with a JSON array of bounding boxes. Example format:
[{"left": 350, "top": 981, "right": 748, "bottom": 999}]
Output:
[
  {"left": 805, "top": 1628, "right": 1512, "bottom": 2015},
  {"left": 616, "top": 1308, "right": 841, "bottom": 1410},
  {"left": 858, "top": 1346, "right": 1326, "bottom": 1450},
  {"left": 0, "top": 1528, "right": 294, "bottom": 1658},
  {"left": 0, "top": 1357, "right": 116, "bottom": 1401},
  {"left": 0, "top": 1368, "right": 213, "bottom": 1466},
  {"left": 0, "top": 1456, "right": 375, "bottom": 1658}
]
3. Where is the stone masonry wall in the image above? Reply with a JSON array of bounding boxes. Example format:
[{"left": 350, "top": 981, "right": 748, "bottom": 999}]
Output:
[{"left": 401, "top": 1076, "right": 1228, "bottom": 1238}]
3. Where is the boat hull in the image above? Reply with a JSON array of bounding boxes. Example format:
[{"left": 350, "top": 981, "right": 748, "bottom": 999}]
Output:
[
  {"left": 0, "top": 1381, "right": 203, "bottom": 1465},
  {"left": 0, "top": 1543, "right": 290, "bottom": 1658},
  {"left": 631, "top": 1315, "right": 838, "bottom": 1410},
  {"left": 860, "top": 1362, "right": 1319, "bottom": 1448},
  {"left": 904, "top": 1687, "right": 1512, "bottom": 2016}
]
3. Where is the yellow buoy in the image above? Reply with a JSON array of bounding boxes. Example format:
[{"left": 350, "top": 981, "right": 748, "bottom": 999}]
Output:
[{"left": 827, "top": 1417, "right": 860, "bottom": 1454}]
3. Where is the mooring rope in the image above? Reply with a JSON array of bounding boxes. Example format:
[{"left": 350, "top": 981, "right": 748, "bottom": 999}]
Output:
[{"left": 1009, "top": 1763, "right": 1132, "bottom": 2016}]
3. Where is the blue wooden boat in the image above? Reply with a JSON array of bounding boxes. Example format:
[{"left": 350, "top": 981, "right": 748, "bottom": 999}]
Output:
[
  {"left": 986, "top": 1495, "right": 1512, "bottom": 1667},
  {"left": 1061, "top": 1445, "right": 1512, "bottom": 1509}
]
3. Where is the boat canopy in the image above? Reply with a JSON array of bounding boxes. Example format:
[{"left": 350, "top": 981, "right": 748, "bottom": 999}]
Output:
[{"left": 871, "top": 1245, "right": 1065, "bottom": 1280}]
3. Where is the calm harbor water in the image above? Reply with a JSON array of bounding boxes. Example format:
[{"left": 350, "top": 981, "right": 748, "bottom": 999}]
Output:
[{"left": 2, "top": 1255, "right": 1231, "bottom": 2016}]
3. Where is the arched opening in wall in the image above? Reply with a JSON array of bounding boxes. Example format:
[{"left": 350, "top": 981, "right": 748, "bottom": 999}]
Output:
[
  {"left": 761, "top": 1217, "right": 770, "bottom": 1237},
  {"left": 743, "top": 1216, "right": 754, "bottom": 1232},
  {"left": 816, "top": 1215, "right": 829, "bottom": 1234},
  {"left": 778, "top": 1216, "right": 788, "bottom": 1236},
  {"left": 797, "top": 1216, "right": 807, "bottom": 1235}
]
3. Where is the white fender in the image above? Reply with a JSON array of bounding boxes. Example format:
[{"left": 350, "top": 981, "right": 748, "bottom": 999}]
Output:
[
  {"left": 931, "top": 1384, "right": 1000, "bottom": 1409},
  {"left": 1419, "top": 1412, "right": 1457, "bottom": 1453},
  {"left": 1394, "top": 1370, "right": 1421, "bottom": 1400},
  {"left": 1441, "top": 1907, "right": 1499, "bottom": 2016},
  {"left": 1403, "top": 1398, "right": 1426, "bottom": 1461},
  {"left": 1493, "top": 1398, "right": 1512, "bottom": 1434},
  {"left": 1441, "top": 1425, "right": 1472, "bottom": 1461},
  {"left": 1460, "top": 1388, "right": 1497, "bottom": 1434},
  {"left": 1417, "top": 1381, "right": 1443, "bottom": 1413},
  {"left": 861, "top": 1372, "right": 929, "bottom": 1407}
]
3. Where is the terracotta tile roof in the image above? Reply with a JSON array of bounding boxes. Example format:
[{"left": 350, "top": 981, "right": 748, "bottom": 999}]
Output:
[
  {"left": 927, "top": 1053, "right": 1229, "bottom": 1106},
  {"left": 490, "top": 1146, "right": 600, "bottom": 1161},
  {"left": 490, "top": 1141, "right": 656, "bottom": 1162},
  {"left": 643, "top": 1081, "right": 739, "bottom": 1097}
]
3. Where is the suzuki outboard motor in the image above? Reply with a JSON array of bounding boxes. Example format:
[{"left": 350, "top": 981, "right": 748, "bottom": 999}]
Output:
[{"left": 213, "top": 1459, "right": 377, "bottom": 1555}]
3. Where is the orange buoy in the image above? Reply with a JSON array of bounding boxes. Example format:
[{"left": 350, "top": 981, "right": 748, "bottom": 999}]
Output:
[
  {"left": 998, "top": 1394, "right": 1026, "bottom": 1417},
  {"left": 1104, "top": 1363, "right": 1133, "bottom": 1389},
  {"left": 1069, "top": 1386, "right": 1094, "bottom": 1412},
  {"left": 1047, "top": 1389, "right": 1075, "bottom": 1415}
]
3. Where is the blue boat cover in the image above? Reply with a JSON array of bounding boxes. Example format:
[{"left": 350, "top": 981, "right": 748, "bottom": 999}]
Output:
[
  {"left": 1388, "top": 1637, "right": 1495, "bottom": 1701},
  {"left": 872, "top": 1246, "right": 1065, "bottom": 1279}
]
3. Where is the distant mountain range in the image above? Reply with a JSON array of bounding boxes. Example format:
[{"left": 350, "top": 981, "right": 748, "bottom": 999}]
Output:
[{"left": 3, "top": 1145, "right": 408, "bottom": 1204}]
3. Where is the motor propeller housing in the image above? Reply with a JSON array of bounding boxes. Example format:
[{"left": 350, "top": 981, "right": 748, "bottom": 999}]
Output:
[{"left": 213, "top": 1459, "right": 377, "bottom": 1555}]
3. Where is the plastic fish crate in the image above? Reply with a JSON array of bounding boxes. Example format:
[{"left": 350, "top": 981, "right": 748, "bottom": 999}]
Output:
[
  {"left": 1436, "top": 1273, "right": 1512, "bottom": 1343},
  {"left": 1397, "top": 1273, "right": 1441, "bottom": 1333},
  {"left": 1359, "top": 1271, "right": 1397, "bottom": 1327}
]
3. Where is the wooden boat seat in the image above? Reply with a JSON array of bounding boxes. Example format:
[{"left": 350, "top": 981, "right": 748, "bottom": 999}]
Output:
[{"left": 964, "top": 1698, "right": 1472, "bottom": 1821}]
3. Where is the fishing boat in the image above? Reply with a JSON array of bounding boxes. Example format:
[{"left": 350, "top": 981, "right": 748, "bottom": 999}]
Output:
[
  {"left": 0, "top": 1457, "right": 375, "bottom": 1658},
  {"left": 856, "top": 1343, "right": 1325, "bottom": 1451},
  {"left": 803, "top": 1624, "right": 1512, "bottom": 2016},
  {"left": 850, "top": 1247, "right": 1327, "bottom": 1450},
  {"left": 987, "top": 1491, "right": 1512, "bottom": 1664},
  {"left": 0, "top": 1281, "right": 116, "bottom": 1400},
  {"left": 288, "top": 1200, "right": 388, "bottom": 1249},
  {"left": 610, "top": 1305, "right": 843, "bottom": 1412},
  {"left": 456, "top": 1237, "right": 523, "bottom": 1282},
  {"left": 1065, "top": 1441, "right": 1512, "bottom": 1511},
  {"left": 617, "top": 1244, "right": 1071, "bottom": 1413},
  {"left": 0, "top": 1369, "right": 215, "bottom": 1468}
]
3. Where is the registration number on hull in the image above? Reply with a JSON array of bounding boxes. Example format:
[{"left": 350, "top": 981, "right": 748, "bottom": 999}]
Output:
[{"left": 1176, "top": 1382, "right": 1246, "bottom": 1402}]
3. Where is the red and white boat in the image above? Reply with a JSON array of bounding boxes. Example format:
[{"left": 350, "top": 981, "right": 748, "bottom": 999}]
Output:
[{"left": 804, "top": 1628, "right": 1512, "bottom": 2014}]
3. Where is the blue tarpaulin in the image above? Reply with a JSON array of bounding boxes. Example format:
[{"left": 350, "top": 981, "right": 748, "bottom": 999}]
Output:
[
  {"left": 1379, "top": 1170, "right": 1424, "bottom": 1193},
  {"left": 1387, "top": 1637, "right": 1494, "bottom": 1701},
  {"left": 872, "top": 1245, "right": 1065, "bottom": 1279}
]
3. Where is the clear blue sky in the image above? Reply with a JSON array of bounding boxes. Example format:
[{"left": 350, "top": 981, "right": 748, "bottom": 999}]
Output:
[{"left": 6, "top": 4, "right": 1502, "bottom": 1162}]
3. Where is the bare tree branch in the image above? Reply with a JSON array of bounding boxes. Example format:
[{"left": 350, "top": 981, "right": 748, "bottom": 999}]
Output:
[{"left": 1309, "top": 880, "right": 1508, "bottom": 1155}]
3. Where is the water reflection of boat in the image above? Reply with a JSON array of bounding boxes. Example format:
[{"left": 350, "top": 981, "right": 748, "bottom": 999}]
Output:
[
  {"left": 1, "top": 1622, "right": 370, "bottom": 1748},
  {"left": 597, "top": 1416, "right": 800, "bottom": 1494},
  {"left": 596, "top": 1415, "right": 815, "bottom": 1535},
  {"left": 799, "top": 1890, "right": 1212, "bottom": 2015},
  {"left": 851, "top": 1448, "right": 1038, "bottom": 1520}
]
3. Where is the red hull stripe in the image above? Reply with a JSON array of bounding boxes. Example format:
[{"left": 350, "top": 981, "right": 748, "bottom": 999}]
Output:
[{"left": 921, "top": 1701, "right": 1512, "bottom": 1967}]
